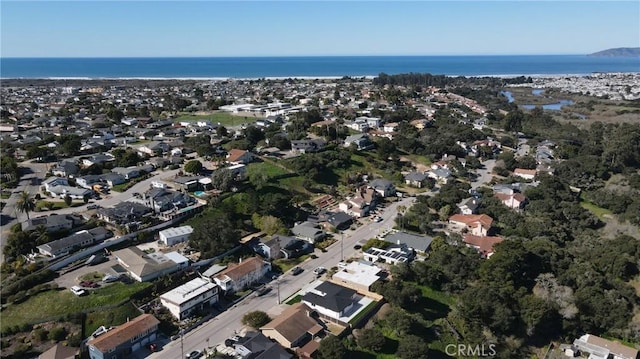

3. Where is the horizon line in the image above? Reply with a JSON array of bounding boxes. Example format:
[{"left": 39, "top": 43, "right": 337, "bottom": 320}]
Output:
[{"left": 0, "top": 53, "right": 593, "bottom": 59}]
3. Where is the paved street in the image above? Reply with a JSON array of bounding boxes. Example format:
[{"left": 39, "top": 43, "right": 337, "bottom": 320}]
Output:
[
  {"left": 0, "top": 161, "right": 49, "bottom": 262},
  {"left": 471, "top": 159, "right": 496, "bottom": 190},
  {"left": 145, "top": 196, "right": 415, "bottom": 359}
]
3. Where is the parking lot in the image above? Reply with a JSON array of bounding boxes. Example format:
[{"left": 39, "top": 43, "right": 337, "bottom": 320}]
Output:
[{"left": 54, "top": 253, "right": 122, "bottom": 291}]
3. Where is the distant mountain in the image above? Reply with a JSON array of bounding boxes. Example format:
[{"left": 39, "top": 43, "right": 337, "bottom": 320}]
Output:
[{"left": 588, "top": 47, "right": 640, "bottom": 57}]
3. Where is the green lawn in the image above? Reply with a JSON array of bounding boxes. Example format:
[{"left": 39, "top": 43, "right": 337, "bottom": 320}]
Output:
[
  {"left": 246, "top": 161, "right": 309, "bottom": 197},
  {"left": 173, "top": 112, "right": 255, "bottom": 127},
  {"left": 84, "top": 302, "right": 142, "bottom": 337},
  {"left": 284, "top": 294, "right": 302, "bottom": 305},
  {"left": 349, "top": 300, "right": 379, "bottom": 325},
  {"left": 35, "top": 200, "right": 83, "bottom": 211},
  {"left": 273, "top": 255, "right": 310, "bottom": 273},
  {"left": 1, "top": 282, "right": 151, "bottom": 331},
  {"left": 579, "top": 193, "right": 613, "bottom": 219}
]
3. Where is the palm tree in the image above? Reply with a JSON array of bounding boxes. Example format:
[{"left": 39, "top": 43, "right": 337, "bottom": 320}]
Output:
[{"left": 15, "top": 191, "right": 35, "bottom": 221}]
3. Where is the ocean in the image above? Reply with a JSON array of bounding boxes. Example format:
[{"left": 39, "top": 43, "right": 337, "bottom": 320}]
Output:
[{"left": 1, "top": 55, "right": 639, "bottom": 79}]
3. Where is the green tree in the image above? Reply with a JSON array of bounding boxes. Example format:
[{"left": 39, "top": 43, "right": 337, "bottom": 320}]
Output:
[
  {"left": 64, "top": 194, "right": 72, "bottom": 207},
  {"left": 396, "top": 335, "right": 429, "bottom": 359},
  {"left": 184, "top": 160, "right": 203, "bottom": 175},
  {"left": 47, "top": 326, "right": 67, "bottom": 342},
  {"left": 318, "top": 335, "right": 348, "bottom": 359},
  {"left": 357, "top": 327, "right": 386, "bottom": 352},
  {"left": 189, "top": 211, "right": 240, "bottom": 258},
  {"left": 211, "top": 168, "right": 234, "bottom": 191},
  {"left": 241, "top": 311, "right": 271, "bottom": 329},
  {"left": 16, "top": 191, "right": 35, "bottom": 220}
]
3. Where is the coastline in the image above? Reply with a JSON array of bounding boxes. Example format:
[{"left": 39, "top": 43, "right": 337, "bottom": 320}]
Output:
[{"left": 1, "top": 72, "right": 638, "bottom": 81}]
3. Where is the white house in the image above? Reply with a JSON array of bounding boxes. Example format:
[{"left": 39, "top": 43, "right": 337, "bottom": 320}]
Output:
[
  {"left": 160, "top": 277, "right": 219, "bottom": 320},
  {"left": 213, "top": 256, "right": 271, "bottom": 293},
  {"left": 159, "top": 225, "right": 194, "bottom": 246},
  {"left": 301, "top": 281, "right": 359, "bottom": 322}
]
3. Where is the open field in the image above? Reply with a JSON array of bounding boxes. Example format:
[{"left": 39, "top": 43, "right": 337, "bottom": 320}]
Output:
[{"left": 1, "top": 282, "right": 151, "bottom": 331}]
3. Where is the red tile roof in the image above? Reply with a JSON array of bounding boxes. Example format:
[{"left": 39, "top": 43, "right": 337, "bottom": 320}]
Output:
[
  {"left": 227, "top": 149, "right": 248, "bottom": 162},
  {"left": 463, "top": 234, "right": 503, "bottom": 257},
  {"left": 88, "top": 314, "right": 159, "bottom": 353},
  {"left": 449, "top": 214, "right": 494, "bottom": 230}
]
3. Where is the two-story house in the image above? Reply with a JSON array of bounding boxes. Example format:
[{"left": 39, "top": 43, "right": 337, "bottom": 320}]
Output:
[
  {"left": 159, "top": 277, "right": 219, "bottom": 320},
  {"left": 213, "top": 256, "right": 271, "bottom": 294},
  {"left": 292, "top": 222, "right": 326, "bottom": 244},
  {"left": 448, "top": 214, "right": 494, "bottom": 236},
  {"left": 87, "top": 314, "right": 159, "bottom": 359}
]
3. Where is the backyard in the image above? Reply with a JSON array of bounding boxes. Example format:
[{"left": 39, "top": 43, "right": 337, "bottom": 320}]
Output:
[{"left": 1, "top": 282, "right": 151, "bottom": 332}]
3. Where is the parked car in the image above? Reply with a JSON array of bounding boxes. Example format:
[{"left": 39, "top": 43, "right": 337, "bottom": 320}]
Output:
[
  {"left": 79, "top": 280, "right": 99, "bottom": 288},
  {"left": 313, "top": 267, "right": 326, "bottom": 275},
  {"left": 291, "top": 267, "right": 304, "bottom": 276},
  {"left": 255, "top": 286, "right": 272, "bottom": 297},
  {"left": 70, "top": 286, "right": 86, "bottom": 296},
  {"left": 185, "top": 350, "right": 203, "bottom": 359},
  {"left": 102, "top": 274, "right": 121, "bottom": 283}
]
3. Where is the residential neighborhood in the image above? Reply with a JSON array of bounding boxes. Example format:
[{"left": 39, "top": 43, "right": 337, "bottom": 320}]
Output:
[{"left": 1, "top": 73, "right": 639, "bottom": 359}]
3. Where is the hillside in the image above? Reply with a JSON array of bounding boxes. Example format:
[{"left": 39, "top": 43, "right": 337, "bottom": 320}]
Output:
[{"left": 588, "top": 47, "right": 640, "bottom": 57}]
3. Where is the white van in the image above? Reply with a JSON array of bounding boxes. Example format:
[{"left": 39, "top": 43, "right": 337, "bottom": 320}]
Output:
[{"left": 70, "top": 286, "right": 86, "bottom": 296}]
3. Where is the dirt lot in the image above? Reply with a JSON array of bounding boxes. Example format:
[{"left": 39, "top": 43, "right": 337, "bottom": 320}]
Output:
[{"left": 54, "top": 255, "right": 121, "bottom": 291}]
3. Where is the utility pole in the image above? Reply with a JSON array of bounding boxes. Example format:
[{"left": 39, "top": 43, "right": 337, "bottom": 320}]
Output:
[
  {"left": 277, "top": 278, "right": 280, "bottom": 305},
  {"left": 180, "top": 327, "right": 184, "bottom": 359},
  {"left": 340, "top": 231, "right": 344, "bottom": 261}
]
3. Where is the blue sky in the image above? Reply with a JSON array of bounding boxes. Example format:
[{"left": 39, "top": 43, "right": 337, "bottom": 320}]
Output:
[{"left": 1, "top": 1, "right": 638, "bottom": 57}]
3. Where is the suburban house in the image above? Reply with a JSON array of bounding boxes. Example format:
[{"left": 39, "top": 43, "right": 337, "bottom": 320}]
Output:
[
  {"left": 301, "top": 281, "right": 360, "bottom": 325},
  {"left": 213, "top": 256, "right": 271, "bottom": 294},
  {"left": 76, "top": 175, "right": 103, "bottom": 189},
  {"left": 111, "top": 166, "right": 140, "bottom": 180},
  {"left": 291, "top": 139, "right": 326, "bottom": 153},
  {"left": 457, "top": 197, "right": 480, "bottom": 215},
  {"left": 22, "top": 214, "right": 80, "bottom": 233},
  {"left": 331, "top": 260, "right": 382, "bottom": 293},
  {"left": 158, "top": 225, "right": 193, "bottom": 246},
  {"left": 226, "top": 149, "right": 254, "bottom": 164},
  {"left": 279, "top": 237, "right": 313, "bottom": 259},
  {"left": 96, "top": 202, "right": 152, "bottom": 226},
  {"left": 326, "top": 211, "right": 353, "bottom": 230},
  {"left": 143, "top": 188, "right": 196, "bottom": 212},
  {"left": 363, "top": 245, "right": 413, "bottom": 265},
  {"left": 369, "top": 178, "right": 396, "bottom": 197},
  {"left": 343, "top": 134, "right": 373, "bottom": 150},
  {"left": 137, "top": 141, "right": 172, "bottom": 156},
  {"left": 462, "top": 234, "right": 504, "bottom": 258},
  {"left": 495, "top": 192, "right": 527, "bottom": 210},
  {"left": 339, "top": 197, "right": 369, "bottom": 218},
  {"left": 449, "top": 214, "right": 494, "bottom": 236},
  {"left": 43, "top": 177, "right": 69, "bottom": 192},
  {"left": 233, "top": 331, "right": 293, "bottom": 359},
  {"left": 37, "top": 227, "right": 112, "bottom": 258},
  {"left": 112, "top": 247, "right": 186, "bottom": 282},
  {"left": 51, "top": 161, "right": 79, "bottom": 177},
  {"left": 81, "top": 154, "right": 114, "bottom": 168},
  {"left": 568, "top": 334, "right": 638, "bottom": 359},
  {"left": 86, "top": 314, "right": 159, "bottom": 359},
  {"left": 384, "top": 231, "right": 433, "bottom": 254},
  {"left": 250, "top": 235, "right": 283, "bottom": 260},
  {"left": 292, "top": 222, "right": 326, "bottom": 243},
  {"left": 404, "top": 172, "right": 429, "bottom": 188},
  {"left": 159, "top": 277, "right": 219, "bottom": 320},
  {"left": 513, "top": 168, "right": 537, "bottom": 180},
  {"left": 38, "top": 343, "right": 78, "bottom": 359},
  {"left": 383, "top": 122, "right": 399, "bottom": 133},
  {"left": 100, "top": 173, "right": 126, "bottom": 188},
  {"left": 260, "top": 302, "right": 324, "bottom": 349},
  {"left": 427, "top": 167, "right": 452, "bottom": 184}
]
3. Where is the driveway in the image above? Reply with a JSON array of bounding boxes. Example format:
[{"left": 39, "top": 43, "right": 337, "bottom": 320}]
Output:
[
  {"left": 54, "top": 254, "right": 120, "bottom": 290},
  {"left": 471, "top": 159, "right": 496, "bottom": 189}
]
